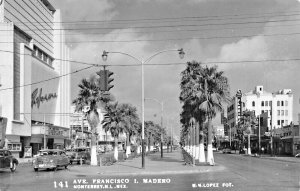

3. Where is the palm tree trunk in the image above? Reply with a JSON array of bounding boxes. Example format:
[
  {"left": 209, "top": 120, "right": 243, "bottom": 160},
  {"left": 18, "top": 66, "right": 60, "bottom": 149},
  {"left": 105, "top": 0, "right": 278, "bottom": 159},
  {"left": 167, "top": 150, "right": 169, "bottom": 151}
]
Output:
[
  {"left": 207, "top": 117, "right": 215, "bottom": 165},
  {"left": 195, "top": 122, "right": 199, "bottom": 161},
  {"left": 114, "top": 137, "right": 118, "bottom": 161},
  {"left": 126, "top": 132, "right": 131, "bottom": 158},
  {"left": 199, "top": 128, "right": 206, "bottom": 163},
  {"left": 90, "top": 132, "right": 98, "bottom": 166},
  {"left": 150, "top": 134, "right": 154, "bottom": 152},
  {"left": 247, "top": 133, "right": 251, "bottom": 155}
]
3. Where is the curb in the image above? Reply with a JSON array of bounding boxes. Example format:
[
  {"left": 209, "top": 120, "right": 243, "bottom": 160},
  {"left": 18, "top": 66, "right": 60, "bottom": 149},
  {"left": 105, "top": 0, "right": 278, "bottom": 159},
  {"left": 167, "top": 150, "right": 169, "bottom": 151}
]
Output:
[
  {"left": 234, "top": 153, "right": 300, "bottom": 163},
  {"left": 69, "top": 163, "right": 225, "bottom": 176}
]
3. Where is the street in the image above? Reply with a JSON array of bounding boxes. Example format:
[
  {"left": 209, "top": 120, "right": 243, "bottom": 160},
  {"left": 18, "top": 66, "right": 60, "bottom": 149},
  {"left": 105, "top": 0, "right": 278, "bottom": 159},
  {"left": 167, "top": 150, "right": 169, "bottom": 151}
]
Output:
[{"left": 0, "top": 151, "right": 299, "bottom": 191}]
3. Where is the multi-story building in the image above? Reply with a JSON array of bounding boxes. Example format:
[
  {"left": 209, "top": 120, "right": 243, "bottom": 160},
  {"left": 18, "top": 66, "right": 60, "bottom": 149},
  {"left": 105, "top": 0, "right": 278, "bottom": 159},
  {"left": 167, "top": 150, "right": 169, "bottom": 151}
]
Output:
[
  {"left": 70, "top": 105, "right": 115, "bottom": 149},
  {"left": 227, "top": 86, "right": 293, "bottom": 139},
  {"left": 0, "top": 0, "right": 70, "bottom": 157}
]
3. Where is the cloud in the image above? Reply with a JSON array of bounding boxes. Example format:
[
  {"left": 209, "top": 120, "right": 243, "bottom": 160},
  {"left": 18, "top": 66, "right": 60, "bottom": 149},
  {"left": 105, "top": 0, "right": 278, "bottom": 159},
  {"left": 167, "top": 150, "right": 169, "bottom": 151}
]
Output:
[{"left": 51, "top": 0, "right": 117, "bottom": 21}]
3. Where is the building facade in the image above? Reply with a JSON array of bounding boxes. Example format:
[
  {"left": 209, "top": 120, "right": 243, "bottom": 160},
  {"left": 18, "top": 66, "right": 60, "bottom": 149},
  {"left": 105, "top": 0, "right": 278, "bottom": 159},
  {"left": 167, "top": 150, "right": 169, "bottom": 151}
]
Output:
[
  {"left": 226, "top": 86, "right": 293, "bottom": 142},
  {"left": 70, "top": 105, "right": 115, "bottom": 150},
  {"left": 0, "top": 0, "right": 70, "bottom": 157}
]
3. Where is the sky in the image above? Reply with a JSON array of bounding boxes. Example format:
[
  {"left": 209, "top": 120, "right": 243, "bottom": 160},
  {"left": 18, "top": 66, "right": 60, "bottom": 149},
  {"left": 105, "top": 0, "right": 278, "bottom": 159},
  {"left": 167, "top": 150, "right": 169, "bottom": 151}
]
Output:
[{"left": 50, "top": 0, "right": 300, "bottom": 136}]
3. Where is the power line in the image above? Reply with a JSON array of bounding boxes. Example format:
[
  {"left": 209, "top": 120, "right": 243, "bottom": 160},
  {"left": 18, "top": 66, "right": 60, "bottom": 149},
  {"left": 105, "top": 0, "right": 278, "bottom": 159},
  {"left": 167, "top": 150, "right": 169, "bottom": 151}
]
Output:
[
  {"left": 0, "top": 65, "right": 94, "bottom": 92},
  {"left": 12, "top": 10, "right": 300, "bottom": 25},
  {"left": 3, "top": 22, "right": 297, "bottom": 38},
  {"left": 145, "top": 58, "right": 300, "bottom": 66},
  {"left": 0, "top": 17, "right": 299, "bottom": 32},
  {"left": 0, "top": 49, "right": 140, "bottom": 67},
  {"left": 0, "top": 48, "right": 299, "bottom": 92},
  {"left": 9, "top": 31, "right": 300, "bottom": 44}
]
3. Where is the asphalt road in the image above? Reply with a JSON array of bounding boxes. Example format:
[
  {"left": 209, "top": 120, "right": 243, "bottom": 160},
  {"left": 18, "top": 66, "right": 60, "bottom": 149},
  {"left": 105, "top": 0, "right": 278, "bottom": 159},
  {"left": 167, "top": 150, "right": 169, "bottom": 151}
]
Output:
[{"left": 0, "top": 153, "right": 299, "bottom": 191}]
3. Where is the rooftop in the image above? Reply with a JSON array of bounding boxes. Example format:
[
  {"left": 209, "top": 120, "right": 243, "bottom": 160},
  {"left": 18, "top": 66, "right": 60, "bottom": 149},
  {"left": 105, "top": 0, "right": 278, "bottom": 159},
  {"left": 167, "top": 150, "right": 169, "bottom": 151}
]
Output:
[{"left": 40, "top": 0, "right": 56, "bottom": 12}]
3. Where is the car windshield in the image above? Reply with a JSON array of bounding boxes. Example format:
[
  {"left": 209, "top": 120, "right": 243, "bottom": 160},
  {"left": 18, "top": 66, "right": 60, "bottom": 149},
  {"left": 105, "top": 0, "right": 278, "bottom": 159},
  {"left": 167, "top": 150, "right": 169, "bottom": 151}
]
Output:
[
  {"left": 39, "top": 151, "right": 59, "bottom": 156},
  {"left": 73, "top": 148, "right": 88, "bottom": 152}
]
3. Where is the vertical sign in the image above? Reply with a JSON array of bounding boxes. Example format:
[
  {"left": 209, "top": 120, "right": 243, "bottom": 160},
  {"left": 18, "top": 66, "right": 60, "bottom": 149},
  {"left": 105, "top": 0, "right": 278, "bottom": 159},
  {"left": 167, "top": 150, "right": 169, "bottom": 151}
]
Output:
[{"left": 0, "top": 0, "right": 4, "bottom": 22}]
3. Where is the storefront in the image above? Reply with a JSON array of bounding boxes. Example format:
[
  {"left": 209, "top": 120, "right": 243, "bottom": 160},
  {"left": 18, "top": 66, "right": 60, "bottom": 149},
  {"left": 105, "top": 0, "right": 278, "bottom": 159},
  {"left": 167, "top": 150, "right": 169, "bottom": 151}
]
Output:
[{"left": 31, "top": 125, "right": 69, "bottom": 156}]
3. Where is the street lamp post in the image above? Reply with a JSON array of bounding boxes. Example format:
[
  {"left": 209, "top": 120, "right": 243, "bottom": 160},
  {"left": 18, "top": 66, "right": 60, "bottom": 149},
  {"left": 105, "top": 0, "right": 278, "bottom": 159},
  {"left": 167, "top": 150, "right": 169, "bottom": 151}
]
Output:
[
  {"left": 102, "top": 48, "right": 185, "bottom": 169},
  {"left": 145, "top": 98, "right": 164, "bottom": 158}
]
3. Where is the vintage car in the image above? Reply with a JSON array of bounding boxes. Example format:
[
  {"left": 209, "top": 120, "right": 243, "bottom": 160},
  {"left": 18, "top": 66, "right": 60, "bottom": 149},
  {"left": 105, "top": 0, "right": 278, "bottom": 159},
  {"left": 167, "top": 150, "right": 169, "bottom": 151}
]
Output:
[
  {"left": 0, "top": 149, "right": 18, "bottom": 172},
  {"left": 65, "top": 147, "right": 90, "bottom": 164},
  {"left": 222, "top": 148, "right": 232, "bottom": 154},
  {"left": 32, "top": 149, "right": 69, "bottom": 171}
]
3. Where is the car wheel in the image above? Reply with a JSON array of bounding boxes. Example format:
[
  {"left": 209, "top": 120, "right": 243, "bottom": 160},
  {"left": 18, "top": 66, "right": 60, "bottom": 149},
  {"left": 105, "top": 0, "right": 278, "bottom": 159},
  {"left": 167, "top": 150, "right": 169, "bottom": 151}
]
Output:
[
  {"left": 53, "top": 166, "right": 58, "bottom": 171},
  {"left": 10, "top": 163, "right": 17, "bottom": 172},
  {"left": 65, "top": 165, "right": 68, "bottom": 169},
  {"left": 34, "top": 168, "right": 38, "bottom": 172}
]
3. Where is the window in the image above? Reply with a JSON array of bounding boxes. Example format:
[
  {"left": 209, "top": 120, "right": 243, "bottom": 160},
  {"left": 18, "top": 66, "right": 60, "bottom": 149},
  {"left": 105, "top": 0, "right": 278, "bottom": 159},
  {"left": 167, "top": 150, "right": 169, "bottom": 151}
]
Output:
[
  {"left": 285, "top": 101, "right": 288, "bottom": 106},
  {"left": 261, "top": 101, "right": 264, "bottom": 106},
  {"left": 265, "top": 101, "right": 268, "bottom": 106},
  {"left": 252, "top": 101, "right": 255, "bottom": 107},
  {"left": 285, "top": 110, "right": 288, "bottom": 116},
  {"left": 38, "top": 50, "right": 42, "bottom": 59},
  {"left": 281, "top": 110, "right": 284, "bottom": 116},
  {"left": 281, "top": 120, "right": 284, "bottom": 125},
  {"left": 285, "top": 120, "right": 288, "bottom": 125},
  {"left": 7, "top": 143, "right": 22, "bottom": 151},
  {"left": 281, "top": 101, "right": 284, "bottom": 106},
  {"left": 43, "top": 54, "right": 47, "bottom": 62},
  {"left": 261, "top": 110, "right": 264, "bottom": 114},
  {"left": 277, "top": 101, "right": 280, "bottom": 106},
  {"left": 269, "top": 101, "right": 272, "bottom": 106},
  {"left": 277, "top": 110, "right": 280, "bottom": 116},
  {"left": 277, "top": 120, "right": 280, "bottom": 125}
]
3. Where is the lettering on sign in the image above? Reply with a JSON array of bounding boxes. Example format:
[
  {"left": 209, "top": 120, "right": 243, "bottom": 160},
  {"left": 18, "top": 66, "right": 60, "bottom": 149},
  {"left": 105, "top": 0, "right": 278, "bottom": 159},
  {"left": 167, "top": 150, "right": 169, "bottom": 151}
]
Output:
[
  {"left": 31, "top": 88, "right": 57, "bottom": 108},
  {"left": 48, "top": 127, "right": 64, "bottom": 136}
]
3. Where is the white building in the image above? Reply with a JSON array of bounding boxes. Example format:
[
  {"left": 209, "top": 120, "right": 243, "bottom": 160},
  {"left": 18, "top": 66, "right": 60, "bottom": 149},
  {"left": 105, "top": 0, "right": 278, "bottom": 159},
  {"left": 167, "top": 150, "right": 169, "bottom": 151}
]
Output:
[
  {"left": 227, "top": 86, "right": 293, "bottom": 138},
  {"left": 0, "top": 0, "right": 70, "bottom": 157},
  {"left": 70, "top": 105, "right": 114, "bottom": 148}
]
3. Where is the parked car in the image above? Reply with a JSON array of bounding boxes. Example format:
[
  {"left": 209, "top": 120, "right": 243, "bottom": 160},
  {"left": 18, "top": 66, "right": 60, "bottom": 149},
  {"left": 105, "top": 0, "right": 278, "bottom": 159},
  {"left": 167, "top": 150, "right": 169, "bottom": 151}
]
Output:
[
  {"left": 295, "top": 153, "right": 300, "bottom": 158},
  {"left": 65, "top": 147, "right": 90, "bottom": 164},
  {"left": 0, "top": 149, "right": 18, "bottom": 172},
  {"left": 222, "top": 148, "right": 232, "bottom": 154},
  {"left": 32, "top": 149, "right": 69, "bottom": 171}
]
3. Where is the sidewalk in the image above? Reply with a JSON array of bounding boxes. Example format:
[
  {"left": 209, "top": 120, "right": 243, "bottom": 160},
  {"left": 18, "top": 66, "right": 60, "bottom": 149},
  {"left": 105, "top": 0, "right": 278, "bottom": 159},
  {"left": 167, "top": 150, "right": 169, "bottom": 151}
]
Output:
[{"left": 69, "top": 149, "right": 225, "bottom": 176}]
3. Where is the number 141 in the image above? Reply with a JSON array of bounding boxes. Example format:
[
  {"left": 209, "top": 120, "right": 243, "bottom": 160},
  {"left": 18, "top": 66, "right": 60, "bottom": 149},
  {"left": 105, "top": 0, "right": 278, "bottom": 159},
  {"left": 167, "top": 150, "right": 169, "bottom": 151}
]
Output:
[{"left": 54, "top": 181, "right": 68, "bottom": 188}]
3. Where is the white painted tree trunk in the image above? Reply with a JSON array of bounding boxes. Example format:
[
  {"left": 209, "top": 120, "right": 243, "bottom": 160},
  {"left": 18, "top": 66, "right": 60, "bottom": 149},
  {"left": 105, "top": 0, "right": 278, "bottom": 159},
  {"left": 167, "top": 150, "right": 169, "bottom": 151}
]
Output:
[
  {"left": 150, "top": 145, "right": 154, "bottom": 151},
  {"left": 207, "top": 144, "right": 214, "bottom": 165},
  {"left": 114, "top": 139, "right": 118, "bottom": 161},
  {"left": 137, "top": 145, "right": 141, "bottom": 155},
  {"left": 199, "top": 143, "right": 206, "bottom": 163},
  {"left": 90, "top": 145, "right": 97, "bottom": 165},
  {"left": 126, "top": 146, "right": 131, "bottom": 158},
  {"left": 195, "top": 145, "right": 200, "bottom": 160},
  {"left": 247, "top": 134, "right": 251, "bottom": 155}
]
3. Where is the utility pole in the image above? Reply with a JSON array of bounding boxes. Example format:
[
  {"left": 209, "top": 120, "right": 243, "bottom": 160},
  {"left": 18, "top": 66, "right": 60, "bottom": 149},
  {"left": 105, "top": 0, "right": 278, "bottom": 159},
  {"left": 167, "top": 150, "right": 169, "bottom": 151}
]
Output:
[
  {"left": 82, "top": 114, "right": 84, "bottom": 147},
  {"left": 258, "top": 115, "right": 261, "bottom": 155},
  {"left": 43, "top": 114, "right": 46, "bottom": 150}
]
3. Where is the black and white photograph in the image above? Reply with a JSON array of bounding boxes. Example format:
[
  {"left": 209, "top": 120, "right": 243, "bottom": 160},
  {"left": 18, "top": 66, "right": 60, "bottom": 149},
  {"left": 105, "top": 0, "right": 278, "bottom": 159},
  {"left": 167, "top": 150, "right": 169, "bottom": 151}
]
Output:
[{"left": 0, "top": 0, "right": 300, "bottom": 190}]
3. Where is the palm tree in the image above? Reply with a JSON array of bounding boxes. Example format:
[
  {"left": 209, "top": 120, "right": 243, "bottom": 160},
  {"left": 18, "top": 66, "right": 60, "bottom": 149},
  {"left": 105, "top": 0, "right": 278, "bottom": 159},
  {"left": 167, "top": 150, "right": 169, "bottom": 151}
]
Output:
[
  {"left": 118, "top": 103, "right": 140, "bottom": 158},
  {"left": 72, "top": 75, "right": 114, "bottom": 166},
  {"left": 180, "top": 62, "right": 230, "bottom": 165},
  {"left": 180, "top": 61, "right": 207, "bottom": 163},
  {"left": 240, "top": 110, "right": 257, "bottom": 155},
  {"left": 198, "top": 66, "right": 230, "bottom": 165},
  {"left": 102, "top": 102, "right": 127, "bottom": 161}
]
